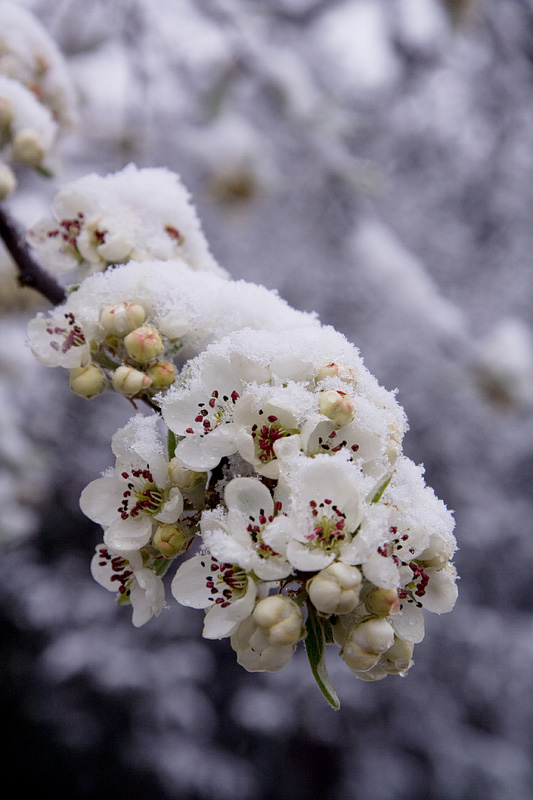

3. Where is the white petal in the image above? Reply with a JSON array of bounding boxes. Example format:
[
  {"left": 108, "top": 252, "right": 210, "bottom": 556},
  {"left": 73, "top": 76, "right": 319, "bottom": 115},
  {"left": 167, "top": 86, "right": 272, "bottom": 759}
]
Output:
[
  {"left": 80, "top": 476, "right": 123, "bottom": 526},
  {"left": 225, "top": 477, "right": 273, "bottom": 520},
  {"left": 202, "top": 577, "right": 257, "bottom": 639},
  {"left": 103, "top": 515, "right": 153, "bottom": 551},
  {"left": 362, "top": 553, "right": 400, "bottom": 590},
  {"left": 391, "top": 604, "right": 425, "bottom": 643},
  {"left": 154, "top": 487, "right": 183, "bottom": 522},
  {"left": 421, "top": 568, "right": 458, "bottom": 614},
  {"left": 286, "top": 539, "right": 334, "bottom": 572},
  {"left": 130, "top": 568, "right": 165, "bottom": 627},
  {"left": 171, "top": 554, "right": 214, "bottom": 609}
]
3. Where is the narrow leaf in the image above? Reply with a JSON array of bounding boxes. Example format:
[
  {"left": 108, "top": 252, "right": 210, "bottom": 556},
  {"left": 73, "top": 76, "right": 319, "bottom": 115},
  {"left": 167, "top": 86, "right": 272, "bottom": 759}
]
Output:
[
  {"left": 167, "top": 429, "right": 178, "bottom": 460},
  {"left": 367, "top": 472, "right": 392, "bottom": 505},
  {"left": 305, "top": 603, "right": 340, "bottom": 710}
]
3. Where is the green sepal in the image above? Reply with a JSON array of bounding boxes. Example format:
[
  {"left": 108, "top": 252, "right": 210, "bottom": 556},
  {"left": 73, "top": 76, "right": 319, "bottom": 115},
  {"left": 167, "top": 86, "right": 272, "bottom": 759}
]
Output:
[
  {"left": 367, "top": 472, "right": 392, "bottom": 504},
  {"left": 305, "top": 603, "right": 340, "bottom": 710}
]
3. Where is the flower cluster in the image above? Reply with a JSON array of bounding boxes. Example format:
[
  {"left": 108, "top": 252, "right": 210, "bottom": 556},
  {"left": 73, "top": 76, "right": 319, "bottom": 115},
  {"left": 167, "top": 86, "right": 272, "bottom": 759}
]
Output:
[
  {"left": 0, "top": 2, "right": 77, "bottom": 197},
  {"left": 25, "top": 165, "right": 457, "bottom": 707}
]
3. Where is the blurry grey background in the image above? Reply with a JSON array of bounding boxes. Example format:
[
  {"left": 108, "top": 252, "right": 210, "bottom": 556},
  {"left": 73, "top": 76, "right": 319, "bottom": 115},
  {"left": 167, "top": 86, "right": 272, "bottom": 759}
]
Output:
[{"left": 2, "top": 1, "right": 533, "bottom": 798}]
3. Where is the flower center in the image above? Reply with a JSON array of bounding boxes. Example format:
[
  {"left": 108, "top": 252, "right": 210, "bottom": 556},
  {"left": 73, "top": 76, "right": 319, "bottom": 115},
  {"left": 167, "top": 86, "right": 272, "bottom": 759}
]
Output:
[
  {"left": 307, "top": 499, "right": 347, "bottom": 551},
  {"left": 96, "top": 546, "right": 133, "bottom": 595},
  {"left": 203, "top": 558, "right": 248, "bottom": 608},
  {"left": 185, "top": 389, "right": 240, "bottom": 436},
  {"left": 47, "top": 311, "right": 86, "bottom": 354},
  {"left": 117, "top": 467, "right": 165, "bottom": 520},
  {"left": 251, "top": 414, "right": 292, "bottom": 463},
  {"left": 246, "top": 501, "right": 284, "bottom": 559}
]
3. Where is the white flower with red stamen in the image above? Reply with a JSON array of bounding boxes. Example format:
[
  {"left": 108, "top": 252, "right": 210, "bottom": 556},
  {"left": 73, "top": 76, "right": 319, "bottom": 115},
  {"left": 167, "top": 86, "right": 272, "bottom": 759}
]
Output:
[
  {"left": 233, "top": 384, "right": 314, "bottom": 479},
  {"left": 273, "top": 453, "right": 367, "bottom": 572},
  {"left": 90, "top": 543, "right": 165, "bottom": 627},
  {"left": 200, "top": 477, "right": 291, "bottom": 581},
  {"left": 171, "top": 552, "right": 257, "bottom": 639},
  {"left": 80, "top": 415, "right": 183, "bottom": 553},
  {"left": 27, "top": 309, "right": 90, "bottom": 368}
]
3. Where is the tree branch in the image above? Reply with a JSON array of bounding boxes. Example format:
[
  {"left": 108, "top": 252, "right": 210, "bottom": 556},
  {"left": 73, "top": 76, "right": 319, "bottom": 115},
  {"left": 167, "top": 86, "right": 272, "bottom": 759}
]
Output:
[{"left": 0, "top": 203, "right": 66, "bottom": 306}]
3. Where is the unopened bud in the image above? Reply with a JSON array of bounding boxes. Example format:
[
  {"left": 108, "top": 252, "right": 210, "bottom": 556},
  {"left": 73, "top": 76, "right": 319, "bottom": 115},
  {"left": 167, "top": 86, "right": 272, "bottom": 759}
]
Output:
[
  {"left": 153, "top": 523, "right": 189, "bottom": 558},
  {"left": 69, "top": 363, "right": 105, "bottom": 398},
  {"left": 341, "top": 618, "right": 395, "bottom": 673},
  {"left": 318, "top": 390, "right": 355, "bottom": 426},
  {"left": 147, "top": 360, "right": 176, "bottom": 388},
  {"left": 112, "top": 365, "right": 152, "bottom": 396},
  {"left": 363, "top": 585, "right": 401, "bottom": 617},
  {"left": 0, "top": 163, "right": 16, "bottom": 200},
  {"left": 381, "top": 637, "right": 414, "bottom": 674},
  {"left": 252, "top": 595, "right": 303, "bottom": 646},
  {"left": 316, "top": 362, "right": 357, "bottom": 384},
  {"left": 168, "top": 459, "right": 204, "bottom": 489},
  {"left": 124, "top": 325, "right": 163, "bottom": 362},
  {"left": 12, "top": 128, "right": 46, "bottom": 166},
  {"left": 100, "top": 302, "right": 147, "bottom": 337},
  {"left": 308, "top": 562, "right": 362, "bottom": 615}
]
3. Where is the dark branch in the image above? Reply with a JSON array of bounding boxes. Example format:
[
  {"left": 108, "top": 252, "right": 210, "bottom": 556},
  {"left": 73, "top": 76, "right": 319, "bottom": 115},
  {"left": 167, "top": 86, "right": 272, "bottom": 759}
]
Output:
[{"left": 0, "top": 203, "right": 66, "bottom": 306}]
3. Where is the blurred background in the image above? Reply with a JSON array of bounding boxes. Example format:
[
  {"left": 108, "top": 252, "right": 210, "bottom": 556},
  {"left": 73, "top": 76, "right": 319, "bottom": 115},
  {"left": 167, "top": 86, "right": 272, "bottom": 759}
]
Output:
[{"left": 2, "top": 1, "right": 533, "bottom": 798}]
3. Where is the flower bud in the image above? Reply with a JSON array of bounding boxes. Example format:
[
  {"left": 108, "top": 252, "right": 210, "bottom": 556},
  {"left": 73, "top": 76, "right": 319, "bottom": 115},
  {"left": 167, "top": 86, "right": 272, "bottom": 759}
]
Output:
[
  {"left": 153, "top": 523, "right": 189, "bottom": 558},
  {"left": 124, "top": 325, "right": 164, "bottom": 362},
  {"left": 316, "top": 362, "right": 357, "bottom": 384},
  {"left": 168, "top": 459, "right": 204, "bottom": 490},
  {"left": 100, "top": 302, "right": 147, "bottom": 337},
  {"left": 69, "top": 364, "right": 106, "bottom": 398},
  {"left": 381, "top": 637, "right": 414, "bottom": 674},
  {"left": 96, "top": 230, "right": 131, "bottom": 263},
  {"left": 0, "top": 163, "right": 16, "bottom": 200},
  {"left": 147, "top": 360, "right": 176, "bottom": 388},
  {"left": 341, "top": 618, "right": 395, "bottom": 673},
  {"left": 318, "top": 390, "right": 355, "bottom": 427},
  {"left": 12, "top": 128, "right": 46, "bottom": 166},
  {"left": 307, "top": 562, "right": 362, "bottom": 615},
  {"left": 252, "top": 595, "right": 303, "bottom": 646},
  {"left": 362, "top": 585, "right": 401, "bottom": 617},
  {"left": 112, "top": 365, "right": 152, "bottom": 396}
]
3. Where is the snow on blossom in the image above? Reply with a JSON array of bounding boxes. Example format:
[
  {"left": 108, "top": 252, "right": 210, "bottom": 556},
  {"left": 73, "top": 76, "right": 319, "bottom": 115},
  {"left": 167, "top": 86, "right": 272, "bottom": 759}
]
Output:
[
  {"left": 0, "top": 1, "right": 78, "bottom": 130},
  {"left": 0, "top": 74, "right": 58, "bottom": 169},
  {"left": 27, "top": 164, "right": 225, "bottom": 276},
  {"left": 80, "top": 414, "right": 184, "bottom": 552}
]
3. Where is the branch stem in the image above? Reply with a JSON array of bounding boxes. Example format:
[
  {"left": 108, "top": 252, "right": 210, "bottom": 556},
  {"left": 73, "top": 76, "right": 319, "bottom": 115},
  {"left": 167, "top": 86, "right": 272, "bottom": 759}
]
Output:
[{"left": 0, "top": 203, "right": 66, "bottom": 306}]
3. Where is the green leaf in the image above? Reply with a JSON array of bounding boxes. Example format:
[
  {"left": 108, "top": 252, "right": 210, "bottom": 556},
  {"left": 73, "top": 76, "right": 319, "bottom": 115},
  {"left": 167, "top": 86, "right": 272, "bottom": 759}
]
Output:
[
  {"left": 167, "top": 429, "right": 178, "bottom": 460},
  {"left": 366, "top": 472, "right": 392, "bottom": 505},
  {"left": 305, "top": 603, "right": 340, "bottom": 710}
]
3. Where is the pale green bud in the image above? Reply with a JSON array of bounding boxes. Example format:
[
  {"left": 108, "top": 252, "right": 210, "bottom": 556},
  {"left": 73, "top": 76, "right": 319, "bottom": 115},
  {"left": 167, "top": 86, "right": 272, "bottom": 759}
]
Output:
[
  {"left": 318, "top": 390, "right": 355, "bottom": 426},
  {"left": 12, "top": 128, "right": 45, "bottom": 166},
  {"left": 147, "top": 360, "right": 176, "bottom": 388},
  {"left": 362, "top": 585, "right": 401, "bottom": 617},
  {"left": 112, "top": 365, "right": 152, "bottom": 396},
  {"left": 153, "top": 523, "right": 189, "bottom": 558},
  {"left": 0, "top": 163, "right": 16, "bottom": 200},
  {"left": 307, "top": 562, "right": 362, "bottom": 615},
  {"left": 99, "top": 302, "right": 146, "bottom": 336},
  {"left": 69, "top": 363, "right": 105, "bottom": 398},
  {"left": 124, "top": 325, "right": 164, "bottom": 362},
  {"left": 252, "top": 595, "right": 303, "bottom": 646}
]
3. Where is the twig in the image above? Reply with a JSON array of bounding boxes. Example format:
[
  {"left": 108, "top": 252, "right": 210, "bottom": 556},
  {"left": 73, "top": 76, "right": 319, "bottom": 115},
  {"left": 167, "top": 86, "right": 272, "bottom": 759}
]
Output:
[{"left": 0, "top": 203, "right": 66, "bottom": 306}]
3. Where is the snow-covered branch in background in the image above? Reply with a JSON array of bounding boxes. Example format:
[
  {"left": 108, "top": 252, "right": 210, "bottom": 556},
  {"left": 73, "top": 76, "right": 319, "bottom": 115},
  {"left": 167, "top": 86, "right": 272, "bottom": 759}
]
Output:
[
  {"left": 24, "top": 163, "right": 458, "bottom": 708},
  {"left": 0, "top": 1, "right": 78, "bottom": 196}
]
